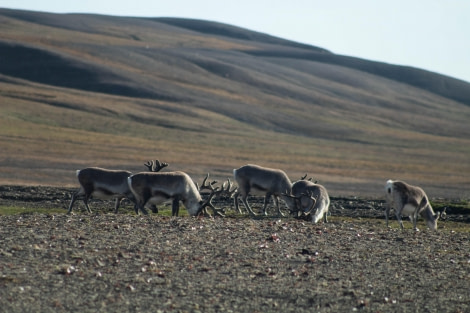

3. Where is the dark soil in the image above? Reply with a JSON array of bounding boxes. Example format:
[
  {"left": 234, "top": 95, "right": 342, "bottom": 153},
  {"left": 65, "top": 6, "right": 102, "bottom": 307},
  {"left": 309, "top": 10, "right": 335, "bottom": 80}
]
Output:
[{"left": 1, "top": 186, "right": 469, "bottom": 313}]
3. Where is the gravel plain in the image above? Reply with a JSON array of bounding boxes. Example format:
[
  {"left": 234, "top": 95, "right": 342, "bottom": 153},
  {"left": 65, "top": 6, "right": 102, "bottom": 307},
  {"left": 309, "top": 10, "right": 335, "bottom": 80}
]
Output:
[{"left": 0, "top": 186, "right": 469, "bottom": 313}]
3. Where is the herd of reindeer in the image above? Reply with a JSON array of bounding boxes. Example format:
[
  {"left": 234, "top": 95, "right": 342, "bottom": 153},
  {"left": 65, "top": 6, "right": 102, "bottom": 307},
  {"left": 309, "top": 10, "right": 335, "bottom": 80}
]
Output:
[{"left": 67, "top": 160, "right": 443, "bottom": 231}]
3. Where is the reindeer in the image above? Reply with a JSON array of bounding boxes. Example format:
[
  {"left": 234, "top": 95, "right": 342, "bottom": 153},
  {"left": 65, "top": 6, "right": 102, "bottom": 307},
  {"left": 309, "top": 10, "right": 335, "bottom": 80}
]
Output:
[
  {"left": 67, "top": 160, "right": 168, "bottom": 214},
  {"left": 67, "top": 168, "right": 135, "bottom": 214},
  {"left": 385, "top": 179, "right": 440, "bottom": 231},
  {"left": 233, "top": 164, "right": 295, "bottom": 216},
  {"left": 127, "top": 171, "right": 219, "bottom": 216},
  {"left": 288, "top": 180, "right": 330, "bottom": 223}
]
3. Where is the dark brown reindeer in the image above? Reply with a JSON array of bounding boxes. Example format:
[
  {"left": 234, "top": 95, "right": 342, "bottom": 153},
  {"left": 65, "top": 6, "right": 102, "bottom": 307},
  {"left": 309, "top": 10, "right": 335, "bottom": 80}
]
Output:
[{"left": 67, "top": 160, "right": 168, "bottom": 214}]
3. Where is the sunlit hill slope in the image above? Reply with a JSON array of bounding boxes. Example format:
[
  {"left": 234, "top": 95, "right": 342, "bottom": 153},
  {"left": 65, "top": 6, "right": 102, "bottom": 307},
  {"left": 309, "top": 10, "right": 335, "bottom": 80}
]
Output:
[{"left": 1, "top": 8, "right": 469, "bottom": 198}]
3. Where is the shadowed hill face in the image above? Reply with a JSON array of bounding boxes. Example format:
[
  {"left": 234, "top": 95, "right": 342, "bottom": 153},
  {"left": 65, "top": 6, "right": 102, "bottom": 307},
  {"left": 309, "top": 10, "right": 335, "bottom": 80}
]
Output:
[
  {"left": 0, "top": 42, "right": 155, "bottom": 98},
  {"left": 0, "top": 9, "right": 469, "bottom": 198}
]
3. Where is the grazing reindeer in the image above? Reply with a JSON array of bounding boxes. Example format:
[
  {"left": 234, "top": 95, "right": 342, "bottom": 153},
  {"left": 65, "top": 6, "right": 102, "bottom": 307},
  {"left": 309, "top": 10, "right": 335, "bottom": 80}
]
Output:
[
  {"left": 67, "top": 168, "right": 135, "bottom": 214},
  {"left": 385, "top": 179, "right": 440, "bottom": 231},
  {"left": 233, "top": 164, "right": 295, "bottom": 216},
  {"left": 67, "top": 160, "right": 168, "bottom": 214},
  {"left": 128, "top": 171, "right": 219, "bottom": 216},
  {"left": 290, "top": 180, "right": 330, "bottom": 223}
]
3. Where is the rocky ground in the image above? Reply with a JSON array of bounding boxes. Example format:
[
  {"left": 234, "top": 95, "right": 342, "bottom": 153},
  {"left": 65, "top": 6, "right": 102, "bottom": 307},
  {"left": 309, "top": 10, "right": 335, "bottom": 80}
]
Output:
[{"left": 0, "top": 185, "right": 469, "bottom": 313}]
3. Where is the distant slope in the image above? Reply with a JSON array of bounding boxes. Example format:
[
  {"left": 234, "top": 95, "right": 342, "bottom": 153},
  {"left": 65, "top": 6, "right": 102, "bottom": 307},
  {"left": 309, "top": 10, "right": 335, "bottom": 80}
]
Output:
[
  {"left": 158, "top": 17, "right": 470, "bottom": 105},
  {"left": 0, "top": 8, "right": 469, "bottom": 198},
  {"left": 156, "top": 18, "right": 331, "bottom": 52},
  {"left": 245, "top": 49, "right": 470, "bottom": 106}
]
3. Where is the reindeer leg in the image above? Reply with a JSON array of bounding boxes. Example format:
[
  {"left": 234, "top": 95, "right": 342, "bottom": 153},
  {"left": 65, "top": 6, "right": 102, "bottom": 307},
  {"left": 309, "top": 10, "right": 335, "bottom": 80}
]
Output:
[
  {"left": 139, "top": 206, "right": 149, "bottom": 215},
  {"left": 134, "top": 201, "right": 145, "bottom": 215},
  {"left": 172, "top": 198, "right": 180, "bottom": 216},
  {"left": 385, "top": 205, "right": 391, "bottom": 228},
  {"left": 395, "top": 208, "right": 404, "bottom": 230},
  {"left": 114, "top": 197, "right": 122, "bottom": 214},
  {"left": 234, "top": 193, "right": 244, "bottom": 214},
  {"left": 412, "top": 208, "right": 419, "bottom": 231},
  {"left": 262, "top": 193, "right": 272, "bottom": 216},
  {"left": 83, "top": 195, "right": 93, "bottom": 214},
  {"left": 67, "top": 191, "right": 80, "bottom": 214},
  {"left": 273, "top": 196, "right": 285, "bottom": 217},
  {"left": 241, "top": 195, "right": 257, "bottom": 216},
  {"left": 135, "top": 194, "right": 149, "bottom": 215}
]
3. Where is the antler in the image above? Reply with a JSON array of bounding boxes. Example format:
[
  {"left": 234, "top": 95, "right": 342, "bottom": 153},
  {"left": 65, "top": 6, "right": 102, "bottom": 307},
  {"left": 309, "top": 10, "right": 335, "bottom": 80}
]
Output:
[
  {"left": 302, "top": 191, "right": 318, "bottom": 215},
  {"left": 199, "top": 186, "right": 226, "bottom": 217},
  {"left": 219, "top": 178, "right": 238, "bottom": 198},
  {"left": 300, "top": 173, "right": 316, "bottom": 182},
  {"left": 282, "top": 190, "right": 318, "bottom": 216},
  {"left": 197, "top": 173, "right": 218, "bottom": 191},
  {"left": 144, "top": 160, "right": 169, "bottom": 172},
  {"left": 153, "top": 160, "right": 169, "bottom": 172},
  {"left": 144, "top": 160, "right": 154, "bottom": 171}
]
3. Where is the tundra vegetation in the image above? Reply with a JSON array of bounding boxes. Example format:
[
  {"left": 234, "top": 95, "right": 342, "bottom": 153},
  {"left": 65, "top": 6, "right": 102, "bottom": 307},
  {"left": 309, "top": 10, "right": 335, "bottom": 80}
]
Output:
[{"left": 0, "top": 10, "right": 469, "bottom": 199}]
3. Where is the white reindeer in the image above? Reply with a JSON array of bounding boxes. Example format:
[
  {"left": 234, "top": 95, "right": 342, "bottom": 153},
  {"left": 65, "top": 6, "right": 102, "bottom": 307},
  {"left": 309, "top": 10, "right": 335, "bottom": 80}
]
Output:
[
  {"left": 67, "top": 160, "right": 168, "bottom": 214},
  {"left": 291, "top": 179, "right": 330, "bottom": 223},
  {"left": 127, "top": 171, "right": 219, "bottom": 216},
  {"left": 233, "top": 164, "right": 295, "bottom": 216},
  {"left": 385, "top": 179, "right": 440, "bottom": 231}
]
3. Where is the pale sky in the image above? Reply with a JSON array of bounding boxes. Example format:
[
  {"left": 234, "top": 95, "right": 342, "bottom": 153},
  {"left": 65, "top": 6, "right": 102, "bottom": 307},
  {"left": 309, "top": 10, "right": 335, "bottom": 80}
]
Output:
[{"left": 2, "top": 0, "right": 470, "bottom": 83}]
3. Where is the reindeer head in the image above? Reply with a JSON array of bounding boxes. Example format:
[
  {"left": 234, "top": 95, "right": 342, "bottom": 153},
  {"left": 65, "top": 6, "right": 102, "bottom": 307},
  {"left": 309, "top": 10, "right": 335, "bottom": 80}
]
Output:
[{"left": 283, "top": 191, "right": 317, "bottom": 217}]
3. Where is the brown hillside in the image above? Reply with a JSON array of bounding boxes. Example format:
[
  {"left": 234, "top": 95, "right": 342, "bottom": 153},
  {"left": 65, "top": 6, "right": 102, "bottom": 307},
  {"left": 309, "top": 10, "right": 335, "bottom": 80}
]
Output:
[{"left": 0, "top": 8, "right": 469, "bottom": 198}]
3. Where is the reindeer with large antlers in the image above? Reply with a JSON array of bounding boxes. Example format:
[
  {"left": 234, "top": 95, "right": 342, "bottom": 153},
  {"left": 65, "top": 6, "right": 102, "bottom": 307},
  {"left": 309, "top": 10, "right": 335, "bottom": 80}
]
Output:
[
  {"left": 67, "top": 160, "right": 169, "bottom": 214},
  {"left": 289, "top": 179, "right": 330, "bottom": 223},
  {"left": 128, "top": 171, "right": 220, "bottom": 216}
]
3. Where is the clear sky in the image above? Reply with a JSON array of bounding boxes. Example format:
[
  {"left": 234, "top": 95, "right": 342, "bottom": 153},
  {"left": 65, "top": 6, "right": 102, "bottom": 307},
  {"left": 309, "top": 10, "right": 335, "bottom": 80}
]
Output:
[{"left": 2, "top": 0, "right": 470, "bottom": 83}]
